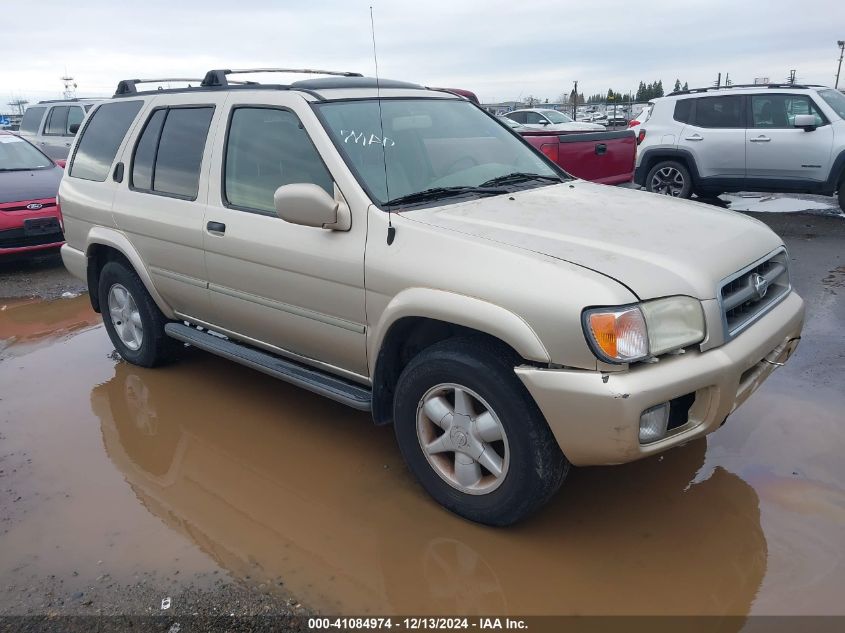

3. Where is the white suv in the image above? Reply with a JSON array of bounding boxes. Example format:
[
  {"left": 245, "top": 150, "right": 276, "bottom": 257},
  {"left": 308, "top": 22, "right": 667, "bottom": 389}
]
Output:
[
  {"left": 17, "top": 98, "right": 102, "bottom": 160},
  {"left": 634, "top": 84, "right": 845, "bottom": 210}
]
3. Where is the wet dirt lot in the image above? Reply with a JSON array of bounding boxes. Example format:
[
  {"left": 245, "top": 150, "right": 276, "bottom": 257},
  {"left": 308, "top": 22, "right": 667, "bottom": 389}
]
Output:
[{"left": 1, "top": 212, "right": 844, "bottom": 625}]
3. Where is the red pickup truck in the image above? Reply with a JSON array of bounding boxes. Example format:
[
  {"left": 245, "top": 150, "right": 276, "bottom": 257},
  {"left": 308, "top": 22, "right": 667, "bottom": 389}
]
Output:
[{"left": 500, "top": 117, "right": 636, "bottom": 185}]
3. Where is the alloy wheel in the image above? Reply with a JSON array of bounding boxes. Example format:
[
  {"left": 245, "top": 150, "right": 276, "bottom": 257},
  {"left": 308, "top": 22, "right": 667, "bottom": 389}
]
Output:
[{"left": 416, "top": 383, "right": 510, "bottom": 495}]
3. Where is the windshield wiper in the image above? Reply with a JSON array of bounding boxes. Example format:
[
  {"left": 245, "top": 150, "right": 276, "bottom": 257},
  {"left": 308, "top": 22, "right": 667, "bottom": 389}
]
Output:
[
  {"left": 386, "top": 186, "right": 501, "bottom": 207},
  {"left": 479, "top": 172, "right": 563, "bottom": 188}
]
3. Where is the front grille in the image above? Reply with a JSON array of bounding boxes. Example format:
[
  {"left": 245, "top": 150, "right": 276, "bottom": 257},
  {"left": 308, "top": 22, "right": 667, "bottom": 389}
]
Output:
[
  {"left": 0, "top": 227, "right": 64, "bottom": 249},
  {"left": 0, "top": 200, "right": 57, "bottom": 213},
  {"left": 719, "top": 249, "right": 790, "bottom": 338}
]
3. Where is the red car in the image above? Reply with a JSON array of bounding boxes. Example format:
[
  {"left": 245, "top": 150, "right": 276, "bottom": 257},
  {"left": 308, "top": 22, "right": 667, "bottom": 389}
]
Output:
[{"left": 0, "top": 131, "right": 65, "bottom": 256}]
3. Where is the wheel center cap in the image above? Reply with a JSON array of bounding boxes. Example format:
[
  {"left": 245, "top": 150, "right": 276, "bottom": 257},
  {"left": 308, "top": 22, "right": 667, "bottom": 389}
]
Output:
[{"left": 450, "top": 427, "right": 469, "bottom": 448}]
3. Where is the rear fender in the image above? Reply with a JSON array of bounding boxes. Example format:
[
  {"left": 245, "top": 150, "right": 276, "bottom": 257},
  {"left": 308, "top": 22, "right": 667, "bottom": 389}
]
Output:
[{"left": 85, "top": 226, "right": 175, "bottom": 318}]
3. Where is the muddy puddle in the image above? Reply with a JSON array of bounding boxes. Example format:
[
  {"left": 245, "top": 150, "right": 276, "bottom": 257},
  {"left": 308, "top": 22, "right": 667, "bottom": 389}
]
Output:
[{"left": 1, "top": 296, "right": 844, "bottom": 619}]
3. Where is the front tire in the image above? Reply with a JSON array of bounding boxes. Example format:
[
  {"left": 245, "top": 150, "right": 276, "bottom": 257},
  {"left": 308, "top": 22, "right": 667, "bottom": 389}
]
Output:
[
  {"left": 98, "top": 260, "right": 181, "bottom": 367},
  {"left": 393, "top": 338, "right": 569, "bottom": 526},
  {"left": 646, "top": 160, "right": 693, "bottom": 198}
]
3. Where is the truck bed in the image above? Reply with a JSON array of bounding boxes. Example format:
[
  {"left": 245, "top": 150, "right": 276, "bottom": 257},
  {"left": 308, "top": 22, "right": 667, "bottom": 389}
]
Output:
[{"left": 520, "top": 129, "right": 636, "bottom": 185}]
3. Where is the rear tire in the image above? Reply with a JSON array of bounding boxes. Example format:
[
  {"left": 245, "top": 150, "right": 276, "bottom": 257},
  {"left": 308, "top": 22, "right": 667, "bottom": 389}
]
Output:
[
  {"left": 646, "top": 160, "right": 693, "bottom": 198},
  {"left": 393, "top": 337, "right": 569, "bottom": 526},
  {"left": 838, "top": 183, "right": 845, "bottom": 212},
  {"left": 98, "top": 260, "right": 181, "bottom": 368}
]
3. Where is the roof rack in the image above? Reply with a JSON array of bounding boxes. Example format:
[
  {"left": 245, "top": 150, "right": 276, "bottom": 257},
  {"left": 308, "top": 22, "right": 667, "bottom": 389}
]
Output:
[
  {"left": 37, "top": 97, "right": 102, "bottom": 104},
  {"left": 115, "top": 78, "right": 205, "bottom": 95},
  {"left": 201, "top": 68, "right": 362, "bottom": 87},
  {"left": 668, "top": 83, "right": 824, "bottom": 96}
]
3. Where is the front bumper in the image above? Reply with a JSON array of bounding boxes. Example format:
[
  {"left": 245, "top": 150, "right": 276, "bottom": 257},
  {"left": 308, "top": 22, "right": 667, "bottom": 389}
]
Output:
[
  {"left": 0, "top": 198, "right": 63, "bottom": 255},
  {"left": 516, "top": 290, "right": 805, "bottom": 466}
]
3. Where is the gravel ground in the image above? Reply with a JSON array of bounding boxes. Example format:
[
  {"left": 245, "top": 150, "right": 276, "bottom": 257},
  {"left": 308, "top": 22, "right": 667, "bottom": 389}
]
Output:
[{"left": 0, "top": 251, "right": 86, "bottom": 300}]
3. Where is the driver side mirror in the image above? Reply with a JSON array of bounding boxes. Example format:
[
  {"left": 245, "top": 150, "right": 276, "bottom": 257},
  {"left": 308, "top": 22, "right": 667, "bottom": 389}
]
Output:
[
  {"left": 538, "top": 119, "right": 550, "bottom": 125},
  {"left": 68, "top": 123, "right": 80, "bottom": 134},
  {"left": 793, "top": 114, "right": 817, "bottom": 131},
  {"left": 273, "top": 183, "right": 351, "bottom": 231}
]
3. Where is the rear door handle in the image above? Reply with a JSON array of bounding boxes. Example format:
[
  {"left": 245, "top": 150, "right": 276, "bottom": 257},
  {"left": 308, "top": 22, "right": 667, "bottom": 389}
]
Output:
[
  {"left": 206, "top": 221, "right": 226, "bottom": 235},
  {"left": 684, "top": 134, "right": 703, "bottom": 141},
  {"left": 749, "top": 136, "right": 771, "bottom": 142}
]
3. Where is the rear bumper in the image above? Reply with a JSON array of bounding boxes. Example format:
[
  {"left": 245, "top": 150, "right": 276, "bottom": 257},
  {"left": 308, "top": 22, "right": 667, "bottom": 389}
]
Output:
[
  {"left": 516, "top": 290, "right": 805, "bottom": 466},
  {"left": 60, "top": 243, "right": 88, "bottom": 281}
]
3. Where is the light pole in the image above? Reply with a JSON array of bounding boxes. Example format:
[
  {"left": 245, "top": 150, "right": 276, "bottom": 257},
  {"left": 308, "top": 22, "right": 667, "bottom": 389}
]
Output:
[{"left": 836, "top": 41, "right": 844, "bottom": 90}]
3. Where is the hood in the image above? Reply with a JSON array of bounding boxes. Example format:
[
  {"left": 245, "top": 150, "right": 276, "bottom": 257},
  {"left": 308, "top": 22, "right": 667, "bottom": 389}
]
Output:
[
  {"left": 400, "top": 182, "right": 783, "bottom": 300},
  {"left": 0, "top": 167, "right": 63, "bottom": 204}
]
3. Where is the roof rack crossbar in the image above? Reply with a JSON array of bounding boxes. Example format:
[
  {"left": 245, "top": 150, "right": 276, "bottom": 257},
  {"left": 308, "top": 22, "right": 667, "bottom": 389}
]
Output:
[
  {"left": 667, "top": 82, "right": 823, "bottom": 96},
  {"left": 201, "top": 68, "right": 362, "bottom": 87},
  {"left": 115, "top": 78, "right": 205, "bottom": 95}
]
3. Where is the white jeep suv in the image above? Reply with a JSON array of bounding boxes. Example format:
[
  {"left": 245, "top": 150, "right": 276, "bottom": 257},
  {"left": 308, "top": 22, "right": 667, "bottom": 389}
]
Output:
[{"left": 634, "top": 84, "right": 845, "bottom": 210}]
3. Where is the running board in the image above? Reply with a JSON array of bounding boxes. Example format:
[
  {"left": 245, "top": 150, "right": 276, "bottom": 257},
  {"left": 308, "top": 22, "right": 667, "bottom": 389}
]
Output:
[{"left": 164, "top": 323, "right": 372, "bottom": 411}]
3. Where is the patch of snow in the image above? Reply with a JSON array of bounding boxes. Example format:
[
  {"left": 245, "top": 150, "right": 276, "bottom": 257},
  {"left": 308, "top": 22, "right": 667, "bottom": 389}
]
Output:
[{"left": 721, "top": 194, "right": 839, "bottom": 214}]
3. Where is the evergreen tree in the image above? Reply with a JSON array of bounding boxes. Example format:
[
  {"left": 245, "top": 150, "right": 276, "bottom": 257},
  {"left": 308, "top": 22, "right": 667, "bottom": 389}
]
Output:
[
  {"left": 682, "top": 81, "right": 689, "bottom": 91},
  {"left": 655, "top": 80, "right": 664, "bottom": 98},
  {"left": 673, "top": 79, "right": 681, "bottom": 92}
]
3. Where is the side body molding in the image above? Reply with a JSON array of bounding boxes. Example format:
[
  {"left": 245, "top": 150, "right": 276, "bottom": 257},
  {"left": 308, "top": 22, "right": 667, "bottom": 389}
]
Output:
[
  {"left": 85, "top": 226, "right": 176, "bottom": 319},
  {"left": 369, "top": 287, "right": 551, "bottom": 369}
]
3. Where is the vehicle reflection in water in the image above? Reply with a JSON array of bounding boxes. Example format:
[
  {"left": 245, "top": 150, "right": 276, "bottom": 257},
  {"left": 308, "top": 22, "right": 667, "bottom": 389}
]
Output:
[
  {"left": 92, "top": 351, "right": 766, "bottom": 619},
  {"left": 0, "top": 293, "right": 99, "bottom": 357}
]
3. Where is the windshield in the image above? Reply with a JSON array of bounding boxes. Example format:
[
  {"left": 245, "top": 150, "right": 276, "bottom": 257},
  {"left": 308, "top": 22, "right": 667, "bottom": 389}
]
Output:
[
  {"left": 0, "top": 135, "right": 52, "bottom": 171},
  {"left": 316, "top": 99, "right": 564, "bottom": 207},
  {"left": 818, "top": 89, "right": 845, "bottom": 119},
  {"left": 543, "top": 110, "right": 573, "bottom": 124}
]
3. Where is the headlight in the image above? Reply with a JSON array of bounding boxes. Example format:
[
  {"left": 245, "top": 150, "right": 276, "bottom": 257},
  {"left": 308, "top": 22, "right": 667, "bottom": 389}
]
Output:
[{"left": 583, "top": 296, "right": 705, "bottom": 364}]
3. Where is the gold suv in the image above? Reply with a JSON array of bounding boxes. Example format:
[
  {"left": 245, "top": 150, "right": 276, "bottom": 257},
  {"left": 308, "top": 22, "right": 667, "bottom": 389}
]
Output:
[{"left": 60, "top": 69, "right": 805, "bottom": 525}]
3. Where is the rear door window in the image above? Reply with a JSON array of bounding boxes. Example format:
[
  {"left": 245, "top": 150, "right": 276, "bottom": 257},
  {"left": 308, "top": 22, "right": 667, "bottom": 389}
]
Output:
[
  {"left": 20, "top": 107, "right": 46, "bottom": 134},
  {"left": 673, "top": 99, "right": 693, "bottom": 123},
  {"left": 45, "top": 106, "right": 69, "bottom": 135},
  {"left": 69, "top": 100, "right": 144, "bottom": 182},
  {"left": 131, "top": 106, "right": 214, "bottom": 199},
  {"left": 67, "top": 106, "right": 85, "bottom": 134},
  {"left": 506, "top": 111, "right": 526, "bottom": 124},
  {"left": 692, "top": 95, "right": 744, "bottom": 128}
]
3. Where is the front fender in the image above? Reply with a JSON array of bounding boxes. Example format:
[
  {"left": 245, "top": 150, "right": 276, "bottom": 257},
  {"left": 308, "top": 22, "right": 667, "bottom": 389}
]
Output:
[
  {"left": 368, "top": 287, "right": 551, "bottom": 367},
  {"left": 85, "top": 226, "right": 176, "bottom": 319}
]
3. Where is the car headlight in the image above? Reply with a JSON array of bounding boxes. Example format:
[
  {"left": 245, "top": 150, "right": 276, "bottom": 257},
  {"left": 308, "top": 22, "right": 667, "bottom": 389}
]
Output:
[{"left": 583, "top": 296, "right": 705, "bottom": 364}]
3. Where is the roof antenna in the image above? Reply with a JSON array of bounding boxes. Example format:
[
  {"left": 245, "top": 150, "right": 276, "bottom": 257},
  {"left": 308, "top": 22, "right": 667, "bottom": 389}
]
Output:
[{"left": 370, "top": 5, "right": 395, "bottom": 246}]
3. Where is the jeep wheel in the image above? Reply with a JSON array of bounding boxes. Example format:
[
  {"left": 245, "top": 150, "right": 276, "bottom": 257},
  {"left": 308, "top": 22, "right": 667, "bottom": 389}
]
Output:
[
  {"left": 646, "top": 160, "right": 692, "bottom": 198},
  {"left": 838, "top": 184, "right": 845, "bottom": 212},
  {"left": 393, "top": 338, "right": 569, "bottom": 526},
  {"left": 99, "top": 260, "right": 181, "bottom": 367}
]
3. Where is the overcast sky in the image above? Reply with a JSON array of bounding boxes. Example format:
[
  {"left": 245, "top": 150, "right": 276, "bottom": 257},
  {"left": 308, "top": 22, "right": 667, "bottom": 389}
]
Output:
[{"left": 3, "top": 0, "right": 844, "bottom": 109}]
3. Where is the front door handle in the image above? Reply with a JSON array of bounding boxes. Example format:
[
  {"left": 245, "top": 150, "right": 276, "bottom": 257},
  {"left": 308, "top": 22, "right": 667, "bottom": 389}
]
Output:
[
  {"left": 684, "top": 134, "right": 703, "bottom": 141},
  {"left": 206, "top": 221, "right": 226, "bottom": 235},
  {"left": 749, "top": 135, "right": 771, "bottom": 142}
]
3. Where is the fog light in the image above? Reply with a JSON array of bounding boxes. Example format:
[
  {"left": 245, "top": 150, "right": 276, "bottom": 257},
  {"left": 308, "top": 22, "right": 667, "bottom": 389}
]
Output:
[{"left": 639, "top": 402, "right": 670, "bottom": 444}]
